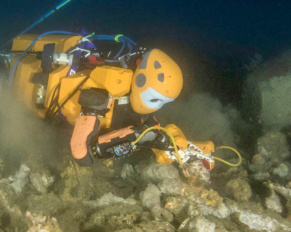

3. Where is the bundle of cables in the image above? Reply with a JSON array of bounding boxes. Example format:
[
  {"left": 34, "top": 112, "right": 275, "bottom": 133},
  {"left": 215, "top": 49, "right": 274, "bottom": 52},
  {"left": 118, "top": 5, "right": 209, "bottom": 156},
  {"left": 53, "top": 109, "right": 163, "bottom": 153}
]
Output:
[{"left": 89, "top": 34, "right": 136, "bottom": 63}]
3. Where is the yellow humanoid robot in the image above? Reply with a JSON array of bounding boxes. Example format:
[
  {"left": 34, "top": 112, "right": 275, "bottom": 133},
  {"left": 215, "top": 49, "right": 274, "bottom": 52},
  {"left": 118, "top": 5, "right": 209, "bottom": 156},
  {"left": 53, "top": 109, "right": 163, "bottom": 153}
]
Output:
[{"left": 7, "top": 33, "right": 216, "bottom": 169}]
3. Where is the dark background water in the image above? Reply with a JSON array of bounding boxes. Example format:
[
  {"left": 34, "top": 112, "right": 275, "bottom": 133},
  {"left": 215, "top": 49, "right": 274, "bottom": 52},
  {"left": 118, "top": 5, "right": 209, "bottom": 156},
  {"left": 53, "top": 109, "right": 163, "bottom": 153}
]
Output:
[{"left": 0, "top": 0, "right": 291, "bottom": 103}]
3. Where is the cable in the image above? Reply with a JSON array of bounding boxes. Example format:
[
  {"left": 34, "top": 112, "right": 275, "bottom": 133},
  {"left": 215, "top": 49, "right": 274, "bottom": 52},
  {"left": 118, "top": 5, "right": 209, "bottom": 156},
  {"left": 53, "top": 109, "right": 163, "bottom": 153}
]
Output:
[
  {"left": 50, "top": 75, "right": 90, "bottom": 117},
  {"left": 45, "top": 83, "right": 61, "bottom": 119},
  {"left": 133, "top": 126, "right": 183, "bottom": 165},
  {"left": 89, "top": 34, "right": 136, "bottom": 61},
  {"left": 213, "top": 146, "right": 242, "bottom": 167}
]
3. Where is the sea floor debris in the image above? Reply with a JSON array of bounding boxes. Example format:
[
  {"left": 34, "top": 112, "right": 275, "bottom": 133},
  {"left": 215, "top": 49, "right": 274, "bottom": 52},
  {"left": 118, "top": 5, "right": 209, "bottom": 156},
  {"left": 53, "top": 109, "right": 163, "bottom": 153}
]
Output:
[
  {"left": 0, "top": 117, "right": 290, "bottom": 232},
  {"left": 0, "top": 152, "right": 290, "bottom": 232}
]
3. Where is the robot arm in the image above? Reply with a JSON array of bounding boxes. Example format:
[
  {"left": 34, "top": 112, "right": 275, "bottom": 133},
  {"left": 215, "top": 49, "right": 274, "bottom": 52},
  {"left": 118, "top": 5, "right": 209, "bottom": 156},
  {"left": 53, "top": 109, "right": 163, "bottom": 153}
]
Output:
[
  {"left": 70, "top": 106, "right": 162, "bottom": 166},
  {"left": 71, "top": 107, "right": 215, "bottom": 170},
  {"left": 70, "top": 89, "right": 158, "bottom": 166},
  {"left": 91, "top": 115, "right": 161, "bottom": 160},
  {"left": 70, "top": 88, "right": 111, "bottom": 166}
]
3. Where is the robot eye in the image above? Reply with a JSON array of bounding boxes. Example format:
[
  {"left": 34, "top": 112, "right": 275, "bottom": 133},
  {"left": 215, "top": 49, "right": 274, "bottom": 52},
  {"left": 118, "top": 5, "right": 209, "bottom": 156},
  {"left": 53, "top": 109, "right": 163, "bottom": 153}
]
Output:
[
  {"left": 158, "top": 73, "right": 164, "bottom": 82},
  {"left": 154, "top": 60, "right": 161, "bottom": 69},
  {"left": 150, "top": 99, "right": 160, "bottom": 102},
  {"left": 136, "top": 73, "right": 147, "bottom": 88}
]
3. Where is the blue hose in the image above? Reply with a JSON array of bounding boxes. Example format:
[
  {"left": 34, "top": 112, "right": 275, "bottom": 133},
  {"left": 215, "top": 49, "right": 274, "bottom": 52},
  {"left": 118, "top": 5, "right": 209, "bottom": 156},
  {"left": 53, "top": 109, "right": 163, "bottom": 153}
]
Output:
[{"left": 8, "top": 31, "right": 80, "bottom": 88}]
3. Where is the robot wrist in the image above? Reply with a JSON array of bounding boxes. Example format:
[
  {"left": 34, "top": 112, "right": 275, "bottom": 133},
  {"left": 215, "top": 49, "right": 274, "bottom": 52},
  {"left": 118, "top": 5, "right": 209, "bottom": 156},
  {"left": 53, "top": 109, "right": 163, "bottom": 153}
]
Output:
[{"left": 95, "top": 127, "right": 137, "bottom": 159}]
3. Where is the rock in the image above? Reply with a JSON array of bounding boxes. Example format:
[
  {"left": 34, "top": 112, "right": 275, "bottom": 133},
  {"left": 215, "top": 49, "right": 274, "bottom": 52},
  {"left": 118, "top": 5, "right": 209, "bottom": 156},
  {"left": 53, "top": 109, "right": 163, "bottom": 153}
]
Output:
[
  {"left": 139, "top": 183, "right": 175, "bottom": 222},
  {"left": 234, "top": 211, "right": 291, "bottom": 232},
  {"left": 118, "top": 220, "right": 176, "bottom": 232},
  {"left": 26, "top": 193, "right": 64, "bottom": 216},
  {"left": 272, "top": 163, "right": 289, "bottom": 178},
  {"left": 249, "top": 132, "right": 290, "bottom": 183},
  {"left": 29, "top": 172, "right": 54, "bottom": 194},
  {"left": 107, "top": 214, "right": 137, "bottom": 229},
  {"left": 199, "top": 188, "right": 223, "bottom": 208},
  {"left": 151, "top": 205, "right": 174, "bottom": 222},
  {"left": 258, "top": 75, "right": 291, "bottom": 129},
  {"left": 60, "top": 163, "right": 94, "bottom": 201},
  {"left": 0, "top": 187, "right": 23, "bottom": 229},
  {"left": 140, "top": 183, "right": 161, "bottom": 209},
  {"left": 164, "top": 196, "right": 187, "bottom": 216},
  {"left": 227, "top": 201, "right": 291, "bottom": 232},
  {"left": 286, "top": 200, "right": 291, "bottom": 220},
  {"left": 82, "top": 213, "right": 106, "bottom": 231},
  {"left": 26, "top": 211, "right": 62, "bottom": 232},
  {"left": 265, "top": 190, "right": 283, "bottom": 213},
  {"left": 249, "top": 160, "right": 273, "bottom": 174},
  {"left": 9, "top": 164, "right": 30, "bottom": 193},
  {"left": 83, "top": 192, "right": 137, "bottom": 208},
  {"left": 225, "top": 178, "right": 252, "bottom": 201},
  {"left": 158, "top": 178, "right": 183, "bottom": 195},
  {"left": 251, "top": 172, "right": 270, "bottom": 181},
  {"left": 120, "top": 164, "right": 135, "bottom": 179},
  {"left": 94, "top": 204, "right": 143, "bottom": 218},
  {"left": 83, "top": 213, "right": 137, "bottom": 231},
  {"left": 137, "top": 160, "right": 180, "bottom": 184},
  {"left": 251, "top": 154, "right": 265, "bottom": 165},
  {"left": 268, "top": 182, "right": 291, "bottom": 200},
  {"left": 257, "top": 131, "right": 289, "bottom": 161},
  {"left": 184, "top": 185, "right": 229, "bottom": 219},
  {"left": 187, "top": 216, "right": 216, "bottom": 232},
  {"left": 243, "top": 58, "right": 291, "bottom": 130},
  {"left": 199, "top": 202, "right": 230, "bottom": 219}
]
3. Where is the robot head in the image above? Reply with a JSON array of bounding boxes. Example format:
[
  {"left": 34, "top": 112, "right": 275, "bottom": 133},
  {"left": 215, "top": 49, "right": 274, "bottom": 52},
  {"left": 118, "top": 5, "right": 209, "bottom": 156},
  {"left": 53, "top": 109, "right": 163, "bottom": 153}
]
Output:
[{"left": 130, "top": 49, "right": 183, "bottom": 114}]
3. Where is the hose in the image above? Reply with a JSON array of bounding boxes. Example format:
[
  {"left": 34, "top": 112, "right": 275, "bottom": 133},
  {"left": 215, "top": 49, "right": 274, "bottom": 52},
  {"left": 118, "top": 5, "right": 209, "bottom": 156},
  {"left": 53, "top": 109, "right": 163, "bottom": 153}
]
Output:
[
  {"left": 8, "top": 31, "right": 80, "bottom": 88},
  {"left": 213, "top": 146, "right": 242, "bottom": 167},
  {"left": 133, "top": 126, "right": 184, "bottom": 165}
]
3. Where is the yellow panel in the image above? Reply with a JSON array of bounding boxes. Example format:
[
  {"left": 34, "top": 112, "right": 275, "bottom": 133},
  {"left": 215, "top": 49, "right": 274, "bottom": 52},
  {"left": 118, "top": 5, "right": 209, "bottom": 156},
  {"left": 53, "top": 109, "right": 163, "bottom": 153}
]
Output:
[
  {"left": 90, "top": 66, "right": 133, "bottom": 97},
  {"left": 101, "top": 99, "right": 115, "bottom": 128},
  {"left": 11, "top": 55, "right": 42, "bottom": 110},
  {"left": 10, "top": 55, "right": 71, "bottom": 118},
  {"left": 12, "top": 34, "right": 82, "bottom": 53},
  {"left": 58, "top": 69, "right": 119, "bottom": 128},
  {"left": 58, "top": 74, "right": 88, "bottom": 124},
  {"left": 44, "top": 65, "right": 70, "bottom": 108}
]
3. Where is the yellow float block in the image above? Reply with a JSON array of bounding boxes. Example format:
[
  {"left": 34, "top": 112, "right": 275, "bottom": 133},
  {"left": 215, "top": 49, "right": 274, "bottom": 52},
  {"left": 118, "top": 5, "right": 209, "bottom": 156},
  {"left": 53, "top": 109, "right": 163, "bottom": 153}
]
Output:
[
  {"left": 12, "top": 34, "right": 82, "bottom": 53},
  {"left": 57, "top": 66, "right": 132, "bottom": 126}
]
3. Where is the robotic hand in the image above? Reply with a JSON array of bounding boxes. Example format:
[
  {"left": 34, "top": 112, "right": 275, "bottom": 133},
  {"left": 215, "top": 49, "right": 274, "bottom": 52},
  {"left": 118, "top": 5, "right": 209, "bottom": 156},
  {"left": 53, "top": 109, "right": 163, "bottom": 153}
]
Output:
[
  {"left": 167, "top": 141, "right": 215, "bottom": 170},
  {"left": 150, "top": 124, "right": 215, "bottom": 170}
]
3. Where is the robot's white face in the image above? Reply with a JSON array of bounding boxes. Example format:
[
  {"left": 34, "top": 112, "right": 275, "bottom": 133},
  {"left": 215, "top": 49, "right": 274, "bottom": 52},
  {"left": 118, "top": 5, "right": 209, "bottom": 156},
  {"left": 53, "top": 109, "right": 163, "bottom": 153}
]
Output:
[{"left": 140, "top": 87, "right": 174, "bottom": 110}]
